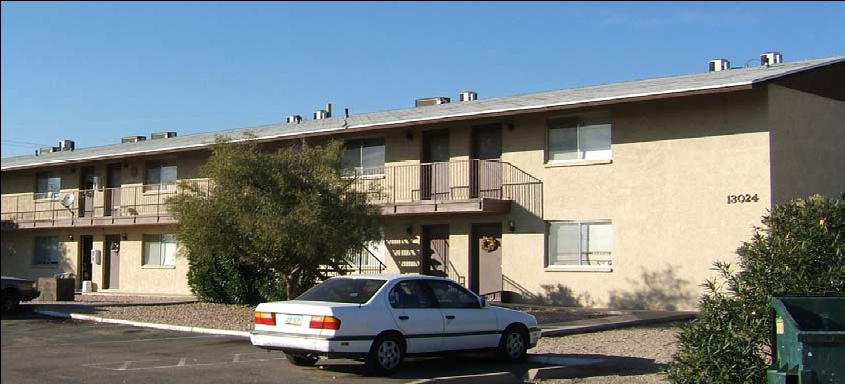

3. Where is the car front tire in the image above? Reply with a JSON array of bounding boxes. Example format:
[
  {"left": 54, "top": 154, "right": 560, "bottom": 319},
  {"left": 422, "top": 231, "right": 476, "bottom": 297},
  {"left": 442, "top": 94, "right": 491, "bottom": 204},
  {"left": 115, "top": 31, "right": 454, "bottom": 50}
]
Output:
[
  {"left": 1, "top": 290, "right": 20, "bottom": 313},
  {"left": 498, "top": 325, "right": 528, "bottom": 362},
  {"left": 366, "top": 334, "right": 404, "bottom": 374},
  {"left": 284, "top": 352, "right": 318, "bottom": 366}
]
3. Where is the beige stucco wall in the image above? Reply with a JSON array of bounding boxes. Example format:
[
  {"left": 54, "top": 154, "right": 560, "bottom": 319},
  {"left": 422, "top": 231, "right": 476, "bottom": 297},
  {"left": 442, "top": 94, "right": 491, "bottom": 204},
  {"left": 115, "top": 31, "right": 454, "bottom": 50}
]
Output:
[
  {"left": 1, "top": 230, "right": 78, "bottom": 282},
  {"left": 768, "top": 84, "right": 845, "bottom": 204},
  {"left": 373, "top": 91, "right": 776, "bottom": 310}
]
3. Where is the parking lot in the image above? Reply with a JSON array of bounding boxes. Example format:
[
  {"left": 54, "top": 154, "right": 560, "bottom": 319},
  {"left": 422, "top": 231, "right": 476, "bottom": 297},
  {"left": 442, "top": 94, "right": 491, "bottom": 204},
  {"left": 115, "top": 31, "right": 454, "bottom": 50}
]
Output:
[{"left": 2, "top": 310, "right": 544, "bottom": 383}]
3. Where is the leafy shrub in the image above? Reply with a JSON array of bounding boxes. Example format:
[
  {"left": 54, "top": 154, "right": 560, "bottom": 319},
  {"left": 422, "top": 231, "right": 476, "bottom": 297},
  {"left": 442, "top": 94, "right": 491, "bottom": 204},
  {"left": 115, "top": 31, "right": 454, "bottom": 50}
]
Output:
[{"left": 668, "top": 194, "right": 844, "bottom": 383}]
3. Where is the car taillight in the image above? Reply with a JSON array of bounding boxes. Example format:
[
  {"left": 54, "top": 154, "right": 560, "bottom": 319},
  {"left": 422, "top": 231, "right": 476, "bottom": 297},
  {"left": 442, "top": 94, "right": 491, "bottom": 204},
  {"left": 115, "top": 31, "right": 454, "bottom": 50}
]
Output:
[
  {"left": 309, "top": 316, "right": 341, "bottom": 330},
  {"left": 254, "top": 312, "right": 276, "bottom": 326}
]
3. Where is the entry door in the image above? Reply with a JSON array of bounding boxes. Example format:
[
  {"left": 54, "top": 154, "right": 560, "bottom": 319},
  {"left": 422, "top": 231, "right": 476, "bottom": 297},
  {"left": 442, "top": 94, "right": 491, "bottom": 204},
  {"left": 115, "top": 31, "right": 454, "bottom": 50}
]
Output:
[
  {"left": 421, "top": 130, "right": 450, "bottom": 200},
  {"left": 104, "top": 164, "right": 122, "bottom": 216},
  {"left": 421, "top": 225, "right": 449, "bottom": 277},
  {"left": 78, "top": 166, "right": 96, "bottom": 217},
  {"left": 469, "top": 224, "right": 503, "bottom": 295},
  {"left": 104, "top": 235, "right": 121, "bottom": 289},
  {"left": 470, "top": 125, "right": 502, "bottom": 199},
  {"left": 77, "top": 236, "right": 94, "bottom": 290}
]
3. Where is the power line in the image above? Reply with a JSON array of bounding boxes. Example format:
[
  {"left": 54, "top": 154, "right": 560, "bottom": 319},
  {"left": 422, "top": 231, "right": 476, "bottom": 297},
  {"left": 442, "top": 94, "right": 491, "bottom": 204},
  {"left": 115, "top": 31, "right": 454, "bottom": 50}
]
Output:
[{"left": 1, "top": 139, "right": 51, "bottom": 147}]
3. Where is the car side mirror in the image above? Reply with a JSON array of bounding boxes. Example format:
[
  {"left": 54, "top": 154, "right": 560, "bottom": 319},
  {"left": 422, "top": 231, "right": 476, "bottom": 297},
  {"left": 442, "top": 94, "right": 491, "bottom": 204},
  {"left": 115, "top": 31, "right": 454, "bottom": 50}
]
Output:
[{"left": 479, "top": 297, "right": 487, "bottom": 308}]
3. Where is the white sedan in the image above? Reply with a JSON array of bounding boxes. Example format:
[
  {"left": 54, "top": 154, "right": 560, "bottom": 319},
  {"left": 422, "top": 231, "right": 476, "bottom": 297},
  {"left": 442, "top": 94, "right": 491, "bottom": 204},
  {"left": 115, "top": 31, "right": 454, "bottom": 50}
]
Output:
[{"left": 250, "top": 274, "right": 541, "bottom": 373}]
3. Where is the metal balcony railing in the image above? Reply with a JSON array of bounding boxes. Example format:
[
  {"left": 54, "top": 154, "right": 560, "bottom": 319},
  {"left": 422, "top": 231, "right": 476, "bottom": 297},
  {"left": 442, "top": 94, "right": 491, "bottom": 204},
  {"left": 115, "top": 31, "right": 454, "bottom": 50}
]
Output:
[
  {"left": 1, "top": 179, "right": 212, "bottom": 228},
  {"left": 348, "top": 159, "right": 542, "bottom": 216}
]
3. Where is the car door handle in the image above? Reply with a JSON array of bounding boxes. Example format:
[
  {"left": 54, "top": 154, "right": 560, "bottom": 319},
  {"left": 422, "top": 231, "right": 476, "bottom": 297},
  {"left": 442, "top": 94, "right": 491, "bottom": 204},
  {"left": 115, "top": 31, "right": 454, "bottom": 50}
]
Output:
[
  {"left": 445, "top": 315, "right": 455, "bottom": 320},
  {"left": 398, "top": 316, "right": 409, "bottom": 320}
]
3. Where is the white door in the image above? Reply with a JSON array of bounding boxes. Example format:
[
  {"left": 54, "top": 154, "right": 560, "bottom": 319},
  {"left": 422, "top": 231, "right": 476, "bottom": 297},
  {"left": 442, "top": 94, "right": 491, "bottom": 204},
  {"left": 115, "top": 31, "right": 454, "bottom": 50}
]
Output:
[
  {"left": 425, "top": 280, "right": 499, "bottom": 350},
  {"left": 386, "top": 280, "right": 444, "bottom": 353}
]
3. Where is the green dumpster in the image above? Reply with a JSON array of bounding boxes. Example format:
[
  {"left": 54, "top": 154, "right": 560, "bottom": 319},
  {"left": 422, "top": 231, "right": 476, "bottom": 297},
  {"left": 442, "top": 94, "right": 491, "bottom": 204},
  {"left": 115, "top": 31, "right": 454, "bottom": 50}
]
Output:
[{"left": 766, "top": 295, "right": 845, "bottom": 384}]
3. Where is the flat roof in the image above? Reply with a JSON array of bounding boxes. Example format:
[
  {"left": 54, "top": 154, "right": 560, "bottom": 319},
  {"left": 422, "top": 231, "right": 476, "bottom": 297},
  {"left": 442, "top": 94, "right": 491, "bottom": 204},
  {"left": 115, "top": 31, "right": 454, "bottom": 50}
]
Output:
[{"left": 3, "top": 55, "right": 842, "bottom": 171}]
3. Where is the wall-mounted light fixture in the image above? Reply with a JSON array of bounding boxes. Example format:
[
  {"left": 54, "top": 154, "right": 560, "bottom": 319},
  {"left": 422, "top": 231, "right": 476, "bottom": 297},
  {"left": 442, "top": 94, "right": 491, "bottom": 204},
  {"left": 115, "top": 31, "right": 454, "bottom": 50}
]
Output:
[
  {"left": 406, "top": 224, "right": 413, "bottom": 236},
  {"left": 507, "top": 219, "right": 516, "bottom": 233},
  {"left": 506, "top": 121, "right": 516, "bottom": 131},
  {"left": 405, "top": 129, "right": 414, "bottom": 141},
  {"left": 123, "top": 161, "right": 129, "bottom": 169},
  {"left": 67, "top": 234, "right": 74, "bottom": 240},
  {"left": 121, "top": 233, "right": 128, "bottom": 240}
]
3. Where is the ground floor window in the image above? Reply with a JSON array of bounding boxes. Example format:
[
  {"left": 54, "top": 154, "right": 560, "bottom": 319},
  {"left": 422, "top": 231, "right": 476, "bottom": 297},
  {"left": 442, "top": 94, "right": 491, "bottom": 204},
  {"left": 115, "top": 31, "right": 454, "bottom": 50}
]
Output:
[
  {"left": 34, "top": 236, "right": 60, "bottom": 265},
  {"left": 143, "top": 234, "right": 177, "bottom": 266},
  {"left": 547, "top": 221, "right": 612, "bottom": 267}
]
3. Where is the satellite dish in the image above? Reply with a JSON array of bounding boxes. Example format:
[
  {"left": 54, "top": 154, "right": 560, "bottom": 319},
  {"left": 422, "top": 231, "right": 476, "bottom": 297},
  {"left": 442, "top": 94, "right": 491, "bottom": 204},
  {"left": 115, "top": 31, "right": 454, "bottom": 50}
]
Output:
[{"left": 60, "top": 193, "right": 75, "bottom": 209}]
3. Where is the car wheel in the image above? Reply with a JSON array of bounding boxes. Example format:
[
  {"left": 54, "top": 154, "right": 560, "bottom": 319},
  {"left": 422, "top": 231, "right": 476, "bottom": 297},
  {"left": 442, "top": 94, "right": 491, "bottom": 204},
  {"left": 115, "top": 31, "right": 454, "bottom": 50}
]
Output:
[
  {"left": 1, "top": 290, "right": 20, "bottom": 313},
  {"left": 284, "top": 353, "right": 318, "bottom": 366},
  {"left": 366, "top": 334, "right": 404, "bottom": 374},
  {"left": 498, "top": 325, "right": 528, "bottom": 362}
]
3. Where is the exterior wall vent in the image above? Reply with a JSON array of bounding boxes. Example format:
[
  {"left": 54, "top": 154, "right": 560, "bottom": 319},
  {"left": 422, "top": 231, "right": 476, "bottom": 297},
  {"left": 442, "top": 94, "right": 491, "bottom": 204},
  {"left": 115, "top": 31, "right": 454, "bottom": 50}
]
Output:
[
  {"left": 760, "top": 52, "right": 783, "bottom": 66},
  {"left": 708, "top": 59, "right": 731, "bottom": 72},
  {"left": 58, "top": 139, "right": 75, "bottom": 151},
  {"left": 415, "top": 97, "right": 451, "bottom": 107},
  {"left": 151, "top": 131, "right": 177, "bottom": 140},
  {"left": 286, "top": 115, "right": 303, "bottom": 124},
  {"left": 122, "top": 136, "right": 147, "bottom": 144},
  {"left": 313, "top": 110, "right": 329, "bottom": 120},
  {"left": 459, "top": 91, "right": 478, "bottom": 102}
]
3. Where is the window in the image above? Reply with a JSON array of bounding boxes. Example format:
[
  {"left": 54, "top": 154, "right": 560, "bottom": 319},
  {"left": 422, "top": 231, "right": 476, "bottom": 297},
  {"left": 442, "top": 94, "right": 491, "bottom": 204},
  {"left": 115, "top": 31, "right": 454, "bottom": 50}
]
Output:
[
  {"left": 548, "top": 221, "right": 612, "bottom": 267},
  {"left": 547, "top": 115, "right": 611, "bottom": 162},
  {"left": 296, "top": 278, "right": 386, "bottom": 303},
  {"left": 144, "top": 160, "right": 177, "bottom": 192},
  {"left": 426, "top": 280, "right": 480, "bottom": 308},
  {"left": 342, "top": 138, "right": 385, "bottom": 176},
  {"left": 143, "top": 234, "right": 177, "bottom": 266},
  {"left": 34, "top": 236, "right": 59, "bottom": 265},
  {"left": 35, "top": 172, "right": 61, "bottom": 199},
  {"left": 388, "top": 280, "right": 436, "bottom": 309}
]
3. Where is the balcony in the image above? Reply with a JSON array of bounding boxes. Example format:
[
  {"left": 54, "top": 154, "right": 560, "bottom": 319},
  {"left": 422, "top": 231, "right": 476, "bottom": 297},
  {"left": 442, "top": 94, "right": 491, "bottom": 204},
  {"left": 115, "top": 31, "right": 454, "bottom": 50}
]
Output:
[
  {"left": 349, "top": 159, "right": 542, "bottom": 216},
  {"left": 1, "top": 180, "right": 211, "bottom": 230},
  {"left": 1, "top": 160, "right": 542, "bottom": 229}
]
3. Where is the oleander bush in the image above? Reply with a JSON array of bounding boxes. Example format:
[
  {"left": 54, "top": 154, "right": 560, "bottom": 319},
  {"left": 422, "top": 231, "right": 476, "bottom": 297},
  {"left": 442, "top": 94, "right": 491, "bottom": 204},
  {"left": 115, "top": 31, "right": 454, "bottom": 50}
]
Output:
[{"left": 668, "top": 194, "right": 844, "bottom": 383}]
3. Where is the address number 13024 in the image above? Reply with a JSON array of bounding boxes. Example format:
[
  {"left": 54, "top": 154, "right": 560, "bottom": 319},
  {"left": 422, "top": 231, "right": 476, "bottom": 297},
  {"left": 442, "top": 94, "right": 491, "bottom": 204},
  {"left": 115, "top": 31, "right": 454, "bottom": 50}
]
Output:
[{"left": 727, "top": 194, "right": 759, "bottom": 204}]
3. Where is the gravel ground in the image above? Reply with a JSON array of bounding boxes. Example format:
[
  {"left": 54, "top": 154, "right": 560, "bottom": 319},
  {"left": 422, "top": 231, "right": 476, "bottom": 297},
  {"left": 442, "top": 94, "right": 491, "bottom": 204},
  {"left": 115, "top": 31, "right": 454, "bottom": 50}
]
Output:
[{"left": 27, "top": 294, "right": 683, "bottom": 383}]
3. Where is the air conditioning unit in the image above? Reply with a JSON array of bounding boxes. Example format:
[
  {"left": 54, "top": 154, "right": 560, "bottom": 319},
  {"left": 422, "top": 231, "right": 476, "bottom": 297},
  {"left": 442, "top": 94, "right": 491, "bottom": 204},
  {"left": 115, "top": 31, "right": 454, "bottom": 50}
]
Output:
[
  {"left": 40, "top": 146, "right": 59, "bottom": 155},
  {"left": 313, "top": 110, "right": 329, "bottom": 120},
  {"left": 415, "top": 97, "right": 451, "bottom": 107},
  {"left": 459, "top": 91, "right": 478, "bottom": 102},
  {"left": 708, "top": 59, "right": 731, "bottom": 72},
  {"left": 58, "top": 139, "right": 75, "bottom": 151},
  {"left": 286, "top": 115, "right": 303, "bottom": 124},
  {"left": 121, "top": 136, "right": 147, "bottom": 144},
  {"left": 760, "top": 52, "right": 783, "bottom": 66},
  {"left": 151, "top": 131, "right": 177, "bottom": 140}
]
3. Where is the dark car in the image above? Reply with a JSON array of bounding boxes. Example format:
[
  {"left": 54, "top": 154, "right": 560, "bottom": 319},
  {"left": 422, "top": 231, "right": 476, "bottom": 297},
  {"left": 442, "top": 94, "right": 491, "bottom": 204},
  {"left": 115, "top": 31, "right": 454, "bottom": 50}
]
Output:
[{"left": 1, "top": 276, "right": 40, "bottom": 312}]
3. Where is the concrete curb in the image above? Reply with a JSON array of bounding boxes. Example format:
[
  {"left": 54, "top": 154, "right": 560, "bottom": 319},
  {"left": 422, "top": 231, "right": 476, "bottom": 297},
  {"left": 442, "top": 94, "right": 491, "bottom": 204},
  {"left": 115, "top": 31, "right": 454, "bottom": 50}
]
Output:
[
  {"left": 540, "top": 312, "right": 696, "bottom": 337},
  {"left": 526, "top": 356, "right": 617, "bottom": 380},
  {"left": 33, "top": 309, "right": 251, "bottom": 338},
  {"left": 406, "top": 371, "right": 521, "bottom": 384}
]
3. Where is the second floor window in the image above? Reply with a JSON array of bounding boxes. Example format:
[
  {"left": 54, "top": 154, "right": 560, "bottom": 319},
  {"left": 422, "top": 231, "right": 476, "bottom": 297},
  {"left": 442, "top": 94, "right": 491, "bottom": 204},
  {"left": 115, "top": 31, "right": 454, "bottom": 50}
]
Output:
[
  {"left": 143, "top": 233, "right": 177, "bottom": 266},
  {"left": 144, "top": 160, "right": 177, "bottom": 192},
  {"left": 34, "top": 236, "right": 60, "bottom": 265},
  {"left": 35, "top": 172, "right": 61, "bottom": 199},
  {"left": 343, "top": 138, "right": 385, "bottom": 176},
  {"left": 547, "top": 115, "right": 612, "bottom": 162}
]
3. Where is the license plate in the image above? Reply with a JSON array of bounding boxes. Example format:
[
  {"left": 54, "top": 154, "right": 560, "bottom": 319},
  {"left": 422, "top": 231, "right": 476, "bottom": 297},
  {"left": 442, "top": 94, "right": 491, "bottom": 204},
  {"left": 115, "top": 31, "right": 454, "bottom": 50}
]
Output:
[{"left": 284, "top": 315, "right": 302, "bottom": 326}]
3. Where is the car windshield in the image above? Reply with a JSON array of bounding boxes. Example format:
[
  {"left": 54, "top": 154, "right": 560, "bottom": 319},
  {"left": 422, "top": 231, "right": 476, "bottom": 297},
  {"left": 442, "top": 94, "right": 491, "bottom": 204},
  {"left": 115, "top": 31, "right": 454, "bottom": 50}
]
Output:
[{"left": 295, "top": 278, "right": 387, "bottom": 304}]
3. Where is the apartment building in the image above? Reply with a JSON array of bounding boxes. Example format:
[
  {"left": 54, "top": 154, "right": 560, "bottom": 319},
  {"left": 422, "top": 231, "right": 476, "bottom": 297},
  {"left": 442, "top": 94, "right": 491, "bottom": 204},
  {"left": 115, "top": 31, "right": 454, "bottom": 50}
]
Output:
[{"left": 2, "top": 54, "right": 842, "bottom": 309}]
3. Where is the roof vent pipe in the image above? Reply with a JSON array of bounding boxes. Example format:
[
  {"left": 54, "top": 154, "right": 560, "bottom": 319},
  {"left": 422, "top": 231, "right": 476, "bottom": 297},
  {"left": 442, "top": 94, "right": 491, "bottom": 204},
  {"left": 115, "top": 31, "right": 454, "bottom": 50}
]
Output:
[
  {"left": 760, "top": 52, "right": 783, "bottom": 67},
  {"left": 708, "top": 59, "right": 730, "bottom": 72}
]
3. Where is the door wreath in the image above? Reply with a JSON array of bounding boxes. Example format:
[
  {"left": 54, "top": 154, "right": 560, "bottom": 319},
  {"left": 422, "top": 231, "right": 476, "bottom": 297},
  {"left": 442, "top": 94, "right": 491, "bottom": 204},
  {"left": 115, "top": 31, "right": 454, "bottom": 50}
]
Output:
[{"left": 481, "top": 236, "right": 500, "bottom": 252}]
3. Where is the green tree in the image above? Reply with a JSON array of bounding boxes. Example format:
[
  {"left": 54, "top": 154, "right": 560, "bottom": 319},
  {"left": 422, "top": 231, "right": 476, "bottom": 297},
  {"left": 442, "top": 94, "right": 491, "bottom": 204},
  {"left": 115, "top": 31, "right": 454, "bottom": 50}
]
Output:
[
  {"left": 668, "top": 195, "right": 844, "bottom": 383},
  {"left": 168, "top": 136, "right": 383, "bottom": 303}
]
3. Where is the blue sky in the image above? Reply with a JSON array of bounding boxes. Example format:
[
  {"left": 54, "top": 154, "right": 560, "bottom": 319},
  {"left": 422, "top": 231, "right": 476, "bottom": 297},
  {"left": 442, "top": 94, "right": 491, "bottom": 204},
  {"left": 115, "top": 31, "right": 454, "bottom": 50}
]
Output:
[{"left": 2, "top": 1, "right": 843, "bottom": 158}]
